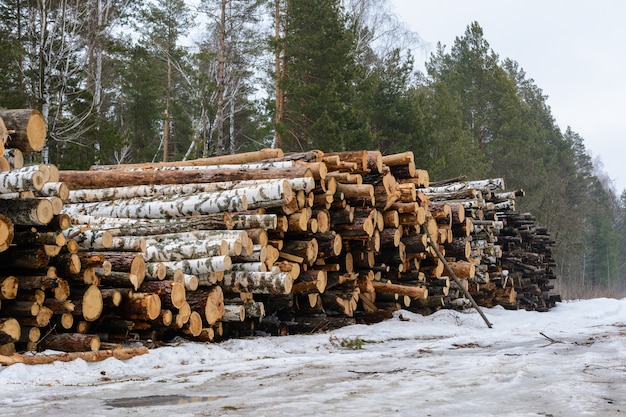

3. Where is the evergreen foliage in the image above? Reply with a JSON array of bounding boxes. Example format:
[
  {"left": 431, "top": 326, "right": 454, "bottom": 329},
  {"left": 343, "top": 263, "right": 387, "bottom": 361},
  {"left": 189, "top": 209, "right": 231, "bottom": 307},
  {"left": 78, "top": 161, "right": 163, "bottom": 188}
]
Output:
[{"left": 0, "top": 3, "right": 622, "bottom": 297}]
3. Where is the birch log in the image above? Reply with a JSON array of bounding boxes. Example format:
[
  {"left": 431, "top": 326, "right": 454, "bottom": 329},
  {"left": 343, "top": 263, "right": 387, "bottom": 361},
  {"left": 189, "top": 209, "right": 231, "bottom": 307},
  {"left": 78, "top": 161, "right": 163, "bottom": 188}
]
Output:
[
  {"left": 62, "top": 192, "right": 248, "bottom": 218},
  {"left": 222, "top": 271, "right": 293, "bottom": 295},
  {"left": 150, "top": 256, "right": 232, "bottom": 277},
  {"left": 0, "top": 198, "right": 53, "bottom": 225},
  {"left": 0, "top": 169, "right": 45, "bottom": 193},
  {"left": 144, "top": 240, "right": 228, "bottom": 262}
]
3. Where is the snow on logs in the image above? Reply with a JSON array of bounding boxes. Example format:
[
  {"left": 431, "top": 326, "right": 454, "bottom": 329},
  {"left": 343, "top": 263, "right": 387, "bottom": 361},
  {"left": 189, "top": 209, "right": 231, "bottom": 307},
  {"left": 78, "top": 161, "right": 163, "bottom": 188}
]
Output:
[{"left": 0, "top": 128, "right": 559, "bottom": 356}]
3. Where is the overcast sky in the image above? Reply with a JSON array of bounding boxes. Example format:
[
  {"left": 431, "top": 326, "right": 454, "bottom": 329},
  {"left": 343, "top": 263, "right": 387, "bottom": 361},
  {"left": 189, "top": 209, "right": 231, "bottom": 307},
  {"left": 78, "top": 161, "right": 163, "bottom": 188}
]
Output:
[{"left": 392, "top": 0, "right": 626, "bottom": 194}]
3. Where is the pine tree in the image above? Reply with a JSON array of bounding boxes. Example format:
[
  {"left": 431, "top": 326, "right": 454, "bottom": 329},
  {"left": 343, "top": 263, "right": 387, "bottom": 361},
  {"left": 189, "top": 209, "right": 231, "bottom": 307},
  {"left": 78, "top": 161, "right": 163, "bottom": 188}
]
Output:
[{"left": 278, "top": 0, "right": 358, "bottom": 152}]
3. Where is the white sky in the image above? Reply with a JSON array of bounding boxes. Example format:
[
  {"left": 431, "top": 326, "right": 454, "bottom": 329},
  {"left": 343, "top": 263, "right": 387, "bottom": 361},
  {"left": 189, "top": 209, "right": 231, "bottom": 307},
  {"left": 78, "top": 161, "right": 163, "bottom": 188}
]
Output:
[{"left": 392, "top": 0, "right": 626, "bottom": 194}]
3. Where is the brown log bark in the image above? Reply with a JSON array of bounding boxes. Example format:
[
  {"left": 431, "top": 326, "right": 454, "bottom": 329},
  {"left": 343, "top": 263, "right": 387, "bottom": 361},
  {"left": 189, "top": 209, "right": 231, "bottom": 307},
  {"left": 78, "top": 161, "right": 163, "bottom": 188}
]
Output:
[
  {"left": 139, "top": 280, "right": 186, "bottom": 310},
  {"left": 0, "top": 347, "right": 150, "bottom": 366},
  {"left": 0, "top": 275, "right": 18, "bottom": 300},
  {"left": 39, "top": 333, "right": 100, "bottom": 352},
  {"left": 0, "top": 213, "right": 13, "bottom": 252},
  {"left": 72, "top": 285, "right": 103, "bottom": 322},
  {"left": 0, "top": 318, "right": 21, "bottom": 344},
  {"left": 0, "top": 109, "right": 47, "bottom": 152},
  {"left": 372, "top": 281, "right": 428, "bottom": 299},
  {"left": 59, "top": 166, "right": 311, "bottom": 189},
  {"left": 186, "top": 285, "right": 225, "bottom": 325},
  {"left": 0, "top": 198, "right": 53, "bottom": 225},
  {"left": 90, "top": 148, "right": 283, "bottom": 171},
  {"left": 121, "top": 292, "right": 162, "bottom": 321},
  {"left": 315, "top": 232, "right": 342, "bottom": 258},
  {"left": 281, "top": 238, "right": 318, "bottom": 265},
  {"left": 291, "top": 270, "right": 327, "bottom": 294}
]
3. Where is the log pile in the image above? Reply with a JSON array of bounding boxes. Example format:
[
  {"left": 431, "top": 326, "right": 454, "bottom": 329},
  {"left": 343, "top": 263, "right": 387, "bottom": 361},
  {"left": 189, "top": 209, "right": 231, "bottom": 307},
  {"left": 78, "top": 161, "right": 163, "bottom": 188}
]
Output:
[{"left": 0, "top": 113, "right": 560, "bottom": 356}]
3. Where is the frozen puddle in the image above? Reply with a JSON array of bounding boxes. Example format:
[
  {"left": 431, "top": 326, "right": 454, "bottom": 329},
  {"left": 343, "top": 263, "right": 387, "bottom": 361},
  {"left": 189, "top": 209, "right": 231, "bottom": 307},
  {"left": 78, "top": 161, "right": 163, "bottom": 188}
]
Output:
[{"left": 104, "top": 394, "right": 224, "bottom": 408}]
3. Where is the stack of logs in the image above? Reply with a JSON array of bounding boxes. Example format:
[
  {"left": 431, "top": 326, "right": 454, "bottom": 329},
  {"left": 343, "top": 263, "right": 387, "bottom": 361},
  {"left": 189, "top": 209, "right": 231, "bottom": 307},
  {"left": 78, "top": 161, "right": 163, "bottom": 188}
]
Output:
[{"left": 0, "top": 111, "right": 560, "bottom": 355}]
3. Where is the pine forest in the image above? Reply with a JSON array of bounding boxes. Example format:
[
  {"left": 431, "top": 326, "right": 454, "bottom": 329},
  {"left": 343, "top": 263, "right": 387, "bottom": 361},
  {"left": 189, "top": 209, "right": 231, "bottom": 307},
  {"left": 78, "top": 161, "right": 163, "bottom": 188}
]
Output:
[{"left": 0, "top": 0, "right": 624, "bottom": 303}]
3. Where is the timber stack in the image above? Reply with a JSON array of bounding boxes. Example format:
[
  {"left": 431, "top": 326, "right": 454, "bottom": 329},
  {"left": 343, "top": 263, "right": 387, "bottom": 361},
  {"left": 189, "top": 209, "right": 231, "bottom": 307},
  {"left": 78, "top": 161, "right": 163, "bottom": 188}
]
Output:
[{"left": 0, "top": 110, "right": 560, "bottom": 356}]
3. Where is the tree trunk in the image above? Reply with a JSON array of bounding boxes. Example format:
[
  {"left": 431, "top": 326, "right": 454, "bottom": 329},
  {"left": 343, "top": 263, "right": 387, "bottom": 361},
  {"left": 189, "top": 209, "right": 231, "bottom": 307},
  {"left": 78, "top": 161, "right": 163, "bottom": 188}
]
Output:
[
  {"left": 144, "top": 240, "right": 228, "bottom": 262},
  {"left": 0, "top": 198, "right": 53, "bottom": 225},
  {"left": 0, "top": 109, "right": 47, "bottom": 152},
  {"left": 291, "top": 270, "right": 327, "bottom": 294},
  {"left": 0, "top": 169, "right": 46, "bottom": 193},
  {"left": 138, "top": 281, "right": 186, "bottom": 310},
  {"left": 372, "top": 281, "right": 428, "bottom": 299},
  {"left": 0, "top": 275, "right": 18, "bottom": 300},
  {"left": 0, "top": 318, "right": 21, "bottom": 344},
  {"left": 121, "top": 292, "right": 162, "bottom": 321},
  {"left": 222, "top": 270, "right": 293, "bottom": 295},
  {"left": 60, "top": 166, "right": 311, "bottom": 189},
  {"left": 39, "top": 333, "right": 100, "bottom": 352},
  {"left": 186, "top": 285, "right": 225, "bottom": 325}
]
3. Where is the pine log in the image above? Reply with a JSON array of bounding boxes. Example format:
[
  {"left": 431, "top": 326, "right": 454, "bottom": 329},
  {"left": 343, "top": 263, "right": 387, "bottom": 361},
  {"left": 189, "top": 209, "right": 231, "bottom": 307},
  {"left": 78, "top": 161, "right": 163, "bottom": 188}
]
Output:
[
  {"left": 73, "top": 285, "right": 103, "bottom": 322},
  {"left": 138, "top": 281, "right": 186, "bottom": 310},
  {"left": 448, "top": 261, "right": 476, "bottom": 279},
  {"left": 372, "top": 281, "right": 428, "bottom": 299},
  {"left": 97, "top": 271, "right": 142, "bottom": 290},
  {"left": 0, "top": 318, "right": 21, "bottom": 344},
  {"left": 186, "top": 285, "right": 225, "bottom": 325},
  {"left": 291, "top": 270, "right": 327, "bottom": 294},
  {"left": 0, "top": 213, "right": 13, "bottom": 252},
  {"left": 326, "top": 150, "right": 368, "bottom": 171},
  {"left": 281, "top": 239, "right": 318, "bottom": 265},
  {"left": 121, "top": 292, "right": 162, "bottom": 321},
  {"left": 91, "top": 148, "right": 283, "bottom": 171},
  {"left": 59, "top": 166, "right": 311, "bottom": 189},
  {"left": 0, "top": 275, "right": 18, "bottom": 300},
  {"left": 0, "top": 346, "right": 150, "bottom": 365},
  {"left": 1, "top": 247, "right": 50, "bottom": 270},
  {"left": 315, "top": 232, "right": 342, "bottom": 258},
  {"left": 39, "top": 333, "right": 100, "bottom": 353},
  {"left": 0, "top": 109, "right": 47, "bottom": 152}
]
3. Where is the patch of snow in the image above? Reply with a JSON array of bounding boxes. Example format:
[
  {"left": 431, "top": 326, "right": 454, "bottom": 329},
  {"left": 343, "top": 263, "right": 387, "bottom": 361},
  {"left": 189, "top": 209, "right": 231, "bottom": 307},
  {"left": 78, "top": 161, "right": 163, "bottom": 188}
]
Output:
[{"left": 1, "top": 298, "right": 625, "bottom": 416}]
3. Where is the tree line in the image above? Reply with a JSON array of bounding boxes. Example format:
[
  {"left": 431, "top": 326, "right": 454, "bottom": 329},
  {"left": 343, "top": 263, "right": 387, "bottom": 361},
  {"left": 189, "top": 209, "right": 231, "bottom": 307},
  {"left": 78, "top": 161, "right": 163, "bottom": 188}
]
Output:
[{"left": 0, "top": 0, "right": 623, "bottom": 298}]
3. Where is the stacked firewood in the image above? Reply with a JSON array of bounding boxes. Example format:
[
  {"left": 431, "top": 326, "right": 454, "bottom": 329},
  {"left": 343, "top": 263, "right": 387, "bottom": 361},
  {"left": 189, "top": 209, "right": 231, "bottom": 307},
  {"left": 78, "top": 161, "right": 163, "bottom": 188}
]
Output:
[
  {"left": 410, "top": 178, "right": 560, "bottom": 314},
  {"left": 0, "top": 109, "right": 96, "bottom": 355},
  {"left": 0, "top": 113, "right": 560, "bottom": 354}
]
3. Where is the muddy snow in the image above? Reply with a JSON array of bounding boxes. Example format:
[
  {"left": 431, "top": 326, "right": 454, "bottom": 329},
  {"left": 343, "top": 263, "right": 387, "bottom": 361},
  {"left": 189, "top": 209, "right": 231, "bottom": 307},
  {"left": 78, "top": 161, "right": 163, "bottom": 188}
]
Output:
[{"left": 1, "top": 298, "right": 625, "bottom": 416}]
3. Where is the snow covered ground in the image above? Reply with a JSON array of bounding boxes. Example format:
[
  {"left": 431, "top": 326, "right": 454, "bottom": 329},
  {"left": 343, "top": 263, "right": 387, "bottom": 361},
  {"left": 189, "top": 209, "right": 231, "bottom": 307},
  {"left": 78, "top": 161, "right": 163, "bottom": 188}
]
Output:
[{"left": 1, "top": 298, "right": 625, "bottom": 417}]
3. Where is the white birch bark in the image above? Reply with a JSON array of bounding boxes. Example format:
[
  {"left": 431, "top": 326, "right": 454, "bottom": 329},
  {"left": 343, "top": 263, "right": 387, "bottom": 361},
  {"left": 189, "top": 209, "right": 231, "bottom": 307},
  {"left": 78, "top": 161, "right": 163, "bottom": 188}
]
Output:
[
  {"left": 229, "top": 262, "right": 267, "bottom": 272},
  {"left": 465, "top": 178, "right": 505, "bottom": 192},
  {"left": 0, "top": 170, "right": 46, "bottom": 193},
  {"left": 62, "top": 192, "right": 247, "bottom": 218},
  {"left": 62, "top": 228, "right": 112, "bottom": 250},
  {"left": 150, "top": 255, "right": 232, "bottom": 277},
  {"left": 68, "top": 178, "right": 313, "bottom": 203},
  {"left": 222, "top": 270, "right": 293, "bottom": 295},
  {"left": 144, "top": 240, "right": 227, "bottom": 262}
]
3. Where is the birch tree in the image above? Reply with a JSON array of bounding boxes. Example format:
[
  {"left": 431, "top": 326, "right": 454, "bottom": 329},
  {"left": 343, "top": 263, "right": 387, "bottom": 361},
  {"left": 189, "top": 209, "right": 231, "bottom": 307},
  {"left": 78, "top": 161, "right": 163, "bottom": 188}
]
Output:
[{"left": 136, "top": 0, "right": 194, "bottom": 162}]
